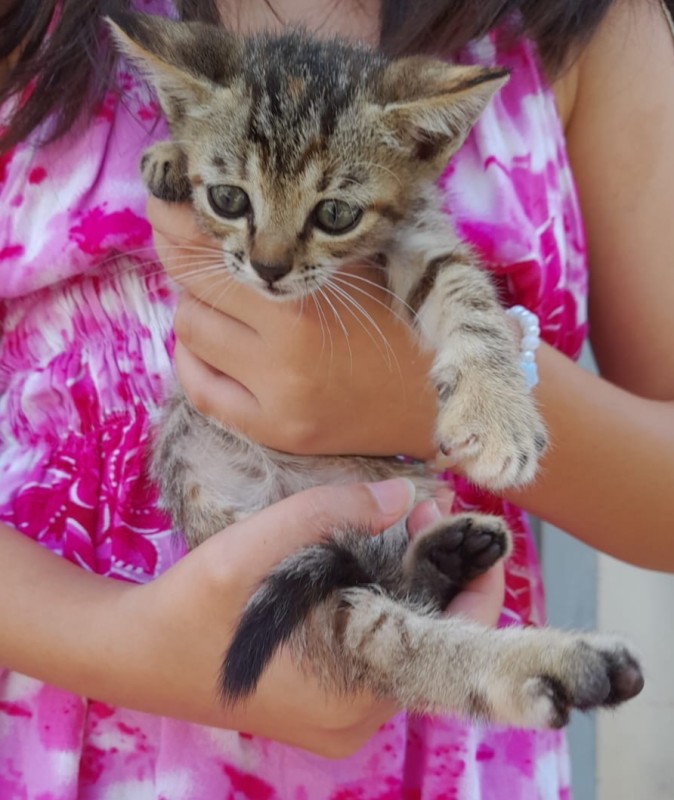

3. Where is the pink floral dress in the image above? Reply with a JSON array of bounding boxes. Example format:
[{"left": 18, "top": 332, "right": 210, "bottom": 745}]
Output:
[{"left": 0, "top": 2, "right": 585, "bottom": 797}]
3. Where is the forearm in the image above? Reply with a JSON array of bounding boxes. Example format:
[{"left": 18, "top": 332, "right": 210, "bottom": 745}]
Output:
[
  {"left": 0, "top": 524, "right": 133, "bottom": 697},
  {"left": 503, "top": 344, "right": 674, "bottom": 571},
  {"left": 0, "top": 523, "right": 233, "bottom": 724}
]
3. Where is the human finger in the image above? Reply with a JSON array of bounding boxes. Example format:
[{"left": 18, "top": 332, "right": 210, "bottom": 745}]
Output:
[{"left": 445, "top": 563, "right": 505, "bottom": 626}]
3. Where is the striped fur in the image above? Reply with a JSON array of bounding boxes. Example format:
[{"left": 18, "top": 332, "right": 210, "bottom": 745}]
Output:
[{"left": 110, "top": 14, "right": 643, "bottom": 727}]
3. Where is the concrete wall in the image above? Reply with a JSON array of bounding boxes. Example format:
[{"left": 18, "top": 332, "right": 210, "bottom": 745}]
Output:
[
  {"left": 541, "top": 523, "right": 598, "bottom": 800},
  {"left": 596, "top": 557, "right": 674, "bottom": 800}
]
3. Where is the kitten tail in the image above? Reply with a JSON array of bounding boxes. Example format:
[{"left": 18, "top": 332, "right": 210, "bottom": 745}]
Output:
[{"left": 220, "top": 534, "right": 374, "bottom": 703}]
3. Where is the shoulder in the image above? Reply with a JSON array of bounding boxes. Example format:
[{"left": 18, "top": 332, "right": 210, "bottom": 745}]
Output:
[
  {"left": 551, "top": 0, "right": 673, "bottom": 131},
  {"left": 553, "top": 0, "right": 674, "bottom": 398},
  {"left": 556, "top": 0, "right": 674, "bottom": 228}
]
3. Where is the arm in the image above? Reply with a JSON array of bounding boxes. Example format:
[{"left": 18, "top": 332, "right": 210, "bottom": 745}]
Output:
[
  {"left": 504, "top": 0, "right": 674, "bottom": 569},
  {"left": 505, "top": 344, "right": 674, "bottom": 569},
  {"left": 150, "top": 0, "right": 674, "bottom": 572},
  {"left": 0, "top": 481, "right": 406, "bottom": 757},
  {"left": 0, "top": 481, "right": 503, "bottom": 757}
]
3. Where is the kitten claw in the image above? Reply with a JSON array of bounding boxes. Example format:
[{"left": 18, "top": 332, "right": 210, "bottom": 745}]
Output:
[{"left": 435, "top": 391, "right": 547, "bottom": 490}]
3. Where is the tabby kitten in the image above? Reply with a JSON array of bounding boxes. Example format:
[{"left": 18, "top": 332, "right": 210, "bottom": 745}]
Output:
[{"left": 109, "top": 13, "right": 643, "bottom": 728}]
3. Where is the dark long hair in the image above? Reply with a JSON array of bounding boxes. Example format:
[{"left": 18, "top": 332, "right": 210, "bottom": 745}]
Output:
[{"left": 0, "top": 0, "right": 635, "bottom": 152}]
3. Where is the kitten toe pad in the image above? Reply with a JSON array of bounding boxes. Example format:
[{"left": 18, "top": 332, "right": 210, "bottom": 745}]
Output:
[{"left": 415, "top": 514, "right": 511, "bottom": 586}]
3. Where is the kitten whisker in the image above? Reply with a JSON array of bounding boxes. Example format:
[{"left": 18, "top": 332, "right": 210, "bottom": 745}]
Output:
[
  {"left": 309, "top": 290, "right": 333, "bottom": 369},
  {"left": 91, "top": 246, "right": 169, "bottom": 275},
  {"left": 330, "top": 274, "right": 410, "bottom": 339},
  {"left": 291, "top": 293, "right": 307, "bottom": 332},
  {"left": 323, "top": 278, "right": 401, "bottom": 376},
  {"left": 323, "top": 282, "right": 393, "bottom": 371},
  {"left": 152, "top": 228, "right": 226, "bottom": 251},
  {"left": 108, "top": 258, "right": 224, "bottom": 286},
  {"left": 204, "top": 272, "right": 244, "bottom": 313},
  {"left": 144, "top": 254, "right": 221, "bottom": 269},
  {"left": 107, "top": 244, "right": 224, "bottom": 277},
  {"left": 159, "top": 263, "right": 229, "bottom": 288},
  {"left": 333, "top": 270, "right": 419, "bottom": 325},
  {"left": 317, "top": 285, "right": 354, "bottom": 375}
]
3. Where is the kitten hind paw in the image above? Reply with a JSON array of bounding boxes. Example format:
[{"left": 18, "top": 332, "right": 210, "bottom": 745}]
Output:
[
  {"left": 405, "top": 513, "right": 511, "bottom": 606},
  {"left": 491, "top": 634, "right": 644, "bottom": 729}
]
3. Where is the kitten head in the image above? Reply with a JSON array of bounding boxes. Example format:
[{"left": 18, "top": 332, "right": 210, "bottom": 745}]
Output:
[{"left": 108, "top": 13, "right": 507, "bottom": 298}]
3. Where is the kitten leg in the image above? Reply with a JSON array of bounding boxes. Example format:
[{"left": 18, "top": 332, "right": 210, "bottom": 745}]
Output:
[
  {"left": 141, "top": 140, "right": 192, "bottom": 202},
  {"left": 405, "top": 244, "right": 548, "bottom": 490},
  {"left": 402, "top": 512, "right": 511, "bottom": 608},
  {"left": 340, "top": 590, "right": 644, "bottom": 727}
]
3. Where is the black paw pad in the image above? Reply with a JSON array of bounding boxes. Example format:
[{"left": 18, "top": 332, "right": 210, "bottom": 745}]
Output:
[{"left": 419, "top": 516, "right": 509, "bottom": 586}]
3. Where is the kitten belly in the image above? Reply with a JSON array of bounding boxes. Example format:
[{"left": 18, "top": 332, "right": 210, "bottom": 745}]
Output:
[{"left": 152, "top": 391, "right": 435, "bottom": 547}]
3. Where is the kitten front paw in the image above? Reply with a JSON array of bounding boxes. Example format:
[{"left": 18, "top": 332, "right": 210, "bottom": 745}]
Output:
[
  {"left": 141, "top": 141, "right": 192, "bottom": 202},
  {"left": 435, "top": 380, "right": 547, "bottom": 490}
]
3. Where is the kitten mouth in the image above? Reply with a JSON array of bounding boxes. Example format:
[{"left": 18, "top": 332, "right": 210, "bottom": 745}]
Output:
[{"left": 264, "top": 285, "right": 291, "bottom": 298}]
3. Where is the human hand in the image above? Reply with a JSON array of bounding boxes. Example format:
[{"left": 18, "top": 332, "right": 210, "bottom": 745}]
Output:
[
  {"left": 147, "top": 197, "right": 437, "bottom": 460},
  {"left": 109, "top": 480, "right": 503, "bottom": 758}
]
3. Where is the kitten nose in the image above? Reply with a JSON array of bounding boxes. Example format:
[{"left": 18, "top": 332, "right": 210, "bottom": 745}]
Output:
[{"left": 251, "top": 260, "right": 292, "bottom": 284}]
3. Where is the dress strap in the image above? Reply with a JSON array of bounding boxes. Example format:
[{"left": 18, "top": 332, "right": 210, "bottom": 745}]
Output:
[{"left": 659, "top": 0, "right": 674, "bottom": 41}]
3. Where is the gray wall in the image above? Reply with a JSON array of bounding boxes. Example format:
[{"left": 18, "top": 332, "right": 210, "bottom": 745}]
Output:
[{"left": 540, "top": 522, "right": 598, "bottom": 800}]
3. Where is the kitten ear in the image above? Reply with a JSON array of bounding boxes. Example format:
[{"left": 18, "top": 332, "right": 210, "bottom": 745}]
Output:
[
  {"left": 377, "top": 60, "right": 509, "bottom": 164},
  {"left": 105, "top": 13, "right": 240, "bottom": 123}
]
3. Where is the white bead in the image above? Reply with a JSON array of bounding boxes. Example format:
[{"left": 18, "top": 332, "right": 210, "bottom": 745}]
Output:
[
  {"left": 522, "top": 362, "right": 539, "bottom": 388},
  {"left": 506, "top": 305, "right": 541, "bottom": 390}
]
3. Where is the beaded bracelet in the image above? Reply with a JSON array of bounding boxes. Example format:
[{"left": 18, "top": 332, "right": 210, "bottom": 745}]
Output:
[{"left": 506, "top": 305, "right": 540, "bottom": 389}]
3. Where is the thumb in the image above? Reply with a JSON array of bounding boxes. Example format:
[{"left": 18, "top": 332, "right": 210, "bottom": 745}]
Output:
[
  {"left": 444, "top": 563, "right": 505, "bottom": 626},
  {"left": 221, "top": 478, "right": 416, "bottom": 574}
]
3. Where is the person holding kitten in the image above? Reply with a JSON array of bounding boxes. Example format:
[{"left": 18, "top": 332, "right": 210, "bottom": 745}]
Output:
[{"left": 0, "top": 1, "right": 673, "bottom": 799}]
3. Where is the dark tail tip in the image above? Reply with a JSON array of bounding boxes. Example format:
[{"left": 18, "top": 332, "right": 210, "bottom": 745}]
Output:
[{"left": 219, "top": 539, "right": 371, "bottom": 704}]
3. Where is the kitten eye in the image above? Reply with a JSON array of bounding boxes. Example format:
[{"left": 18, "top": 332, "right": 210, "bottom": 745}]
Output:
[
  {"left": 208, "top": 185, "right": 250, "bottom": 218},
  {"left": 314, "top": 199, "right": 363, "bottom": 235}
]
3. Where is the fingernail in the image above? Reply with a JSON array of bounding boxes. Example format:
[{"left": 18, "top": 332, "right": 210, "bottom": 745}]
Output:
[{"left": 366, "top": 478, "right": 416, "bottom": 516}]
